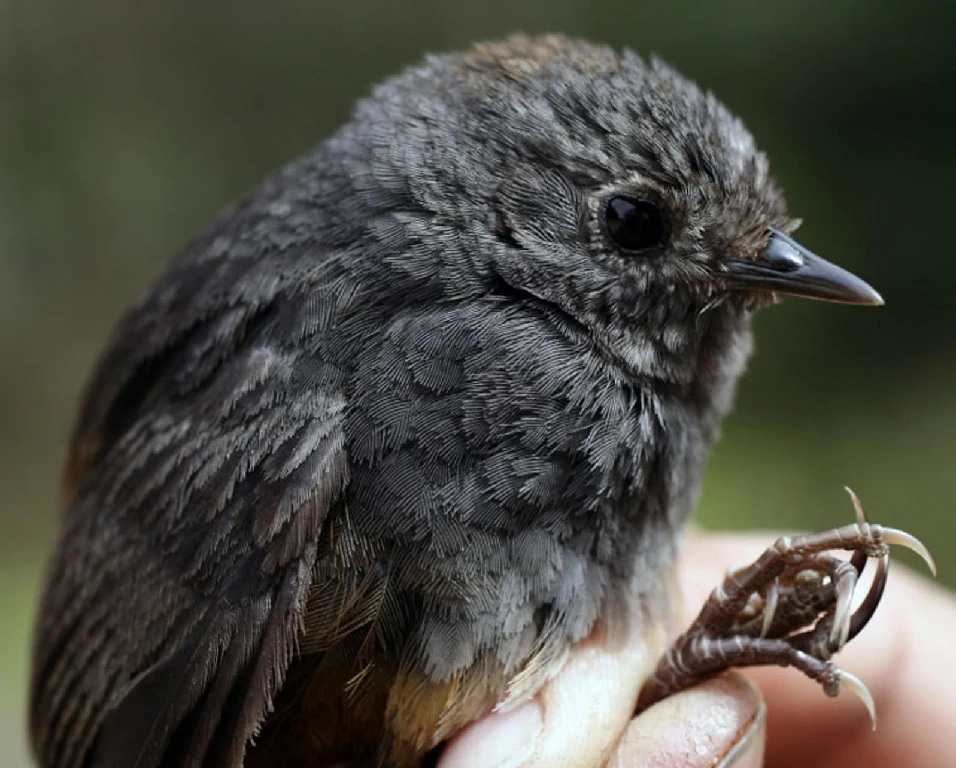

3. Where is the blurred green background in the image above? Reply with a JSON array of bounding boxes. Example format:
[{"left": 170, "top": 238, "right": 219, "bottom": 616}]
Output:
[{"left": 2, "top": 1, "right": 953, "bottom": 765}]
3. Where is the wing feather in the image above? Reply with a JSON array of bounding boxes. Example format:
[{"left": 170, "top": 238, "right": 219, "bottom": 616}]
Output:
[{"left": 29, "top": 247, "right": 353, "bottom": 768}]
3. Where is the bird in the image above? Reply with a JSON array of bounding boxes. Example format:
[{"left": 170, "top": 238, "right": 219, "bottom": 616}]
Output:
[{"left": 30, "top": 34, "right": 913, "bottom": 768}]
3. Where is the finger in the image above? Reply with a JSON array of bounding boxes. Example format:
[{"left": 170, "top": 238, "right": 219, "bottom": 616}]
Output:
[
  {"left": 757, "top": 565, "right": 956, "bottom": 768},
  {"left": 438, "top": 614, "right": 668, "bottom": 768},
  {"left": 436, "top": 699, "right": 543, "bottom": 768},
  {"left": 680, "top": 531, "right": 956, "bottom": 768},
  {"left": 610, "top": 672, "right": 765, "bottom": 768}
]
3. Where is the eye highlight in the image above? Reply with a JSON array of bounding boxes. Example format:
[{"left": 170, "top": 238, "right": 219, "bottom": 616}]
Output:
[{"left": 602, "top": 195, "right": 671, "bottom": 254}]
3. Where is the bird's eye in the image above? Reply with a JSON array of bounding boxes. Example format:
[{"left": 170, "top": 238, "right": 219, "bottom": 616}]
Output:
[{"left": 602, "top": 195, "right": 670, "bottom": 254}]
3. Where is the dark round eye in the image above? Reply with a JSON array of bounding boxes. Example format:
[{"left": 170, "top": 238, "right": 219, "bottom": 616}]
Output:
[{"left": 602, "top": 195, "right": 670, "bottom": 254}]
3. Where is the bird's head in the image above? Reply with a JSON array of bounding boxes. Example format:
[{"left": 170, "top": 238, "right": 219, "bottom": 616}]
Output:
[{"left": 339, "top": 35, "right": 881, "bottom": 384}]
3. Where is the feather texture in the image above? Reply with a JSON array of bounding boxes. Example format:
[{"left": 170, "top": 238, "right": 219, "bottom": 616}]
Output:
[{"left": 30, "top": 35, "right": 783, "bottom": 768}]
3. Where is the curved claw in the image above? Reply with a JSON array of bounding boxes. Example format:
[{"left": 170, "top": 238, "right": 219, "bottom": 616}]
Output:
[
  {"left": 760, "top": 581, "right": 779, "bottom": 639},
  {"left": 845, "top": 486, "right": 867, "bottom": 526},
  {"left": 844, "top": 487, "right": 937, "bottom": 577},
  {"left": 882, "top": 528, "right": 937, "bottom": 577},
  {"left": 848, "top": 553, "right": 889, "bottom": 643},
  {"left": 838, "top": 668, "right": 877, "bottom": 730},
  {"left": 845, "top": 488, "right": 870, "bottom": 577},
  {"left": 849, "top": 549, "right": 868, "bottom": 576},
  {"left": 830, "top": 572, "right": 855, "bottom": 648}
]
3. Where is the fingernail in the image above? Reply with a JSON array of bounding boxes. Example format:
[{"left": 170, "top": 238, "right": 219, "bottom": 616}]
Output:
[
  {"left": 717, "top": 687, "right": 765, "bottom": 768},
  {"left": 438, "top": 698, "right": 543, "bottom": 768}
]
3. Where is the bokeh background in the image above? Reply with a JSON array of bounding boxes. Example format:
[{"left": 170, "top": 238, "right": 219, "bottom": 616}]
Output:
[{"left": 2, "top": 1, "right": 953, "bottom": 764}]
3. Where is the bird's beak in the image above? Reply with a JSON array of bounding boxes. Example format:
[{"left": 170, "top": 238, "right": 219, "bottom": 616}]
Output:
[{"left": 723, "top": 228, "right": 883, "bottom": 305}]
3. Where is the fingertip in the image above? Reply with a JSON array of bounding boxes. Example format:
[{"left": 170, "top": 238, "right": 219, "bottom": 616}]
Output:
[
  {"left": 437, "top": 699, "right": 543, "bottom": 768},
  {"left": 610, "top": 673, "right": 765, "bottom": 768}
]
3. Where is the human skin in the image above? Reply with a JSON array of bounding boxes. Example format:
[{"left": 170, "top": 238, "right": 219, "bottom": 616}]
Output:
[{"left": 439, "top": 530, "right": 953, "bottom": 767}]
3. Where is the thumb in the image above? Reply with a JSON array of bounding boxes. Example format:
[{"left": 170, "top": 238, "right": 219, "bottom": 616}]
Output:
[{"left": 609, "top": 673, "right": 765, "bottom": 768}]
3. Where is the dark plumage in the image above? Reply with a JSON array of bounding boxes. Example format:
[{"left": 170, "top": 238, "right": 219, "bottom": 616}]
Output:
[{"left": 29, "top": 35, "right": 882, "bottom": 768}]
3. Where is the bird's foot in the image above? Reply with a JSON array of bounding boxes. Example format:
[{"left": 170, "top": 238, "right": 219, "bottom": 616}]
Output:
[{"left": 636, "top": 489, "right": 935, "bottom": 726}]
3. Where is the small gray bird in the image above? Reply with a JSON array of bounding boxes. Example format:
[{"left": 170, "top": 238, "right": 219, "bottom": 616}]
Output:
[{"left": 30, "top": 34, "right": 927, "bottom": 768}]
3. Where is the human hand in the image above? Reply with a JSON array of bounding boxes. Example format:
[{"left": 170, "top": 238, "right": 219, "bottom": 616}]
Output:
[{"left": 437, "top": 530, "right": 952, "bottom": 767}]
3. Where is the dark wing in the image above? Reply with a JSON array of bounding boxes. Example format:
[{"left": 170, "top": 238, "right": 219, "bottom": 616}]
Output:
[{"left": 29, "top": 226, "right": 355, "bottom": 768}]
